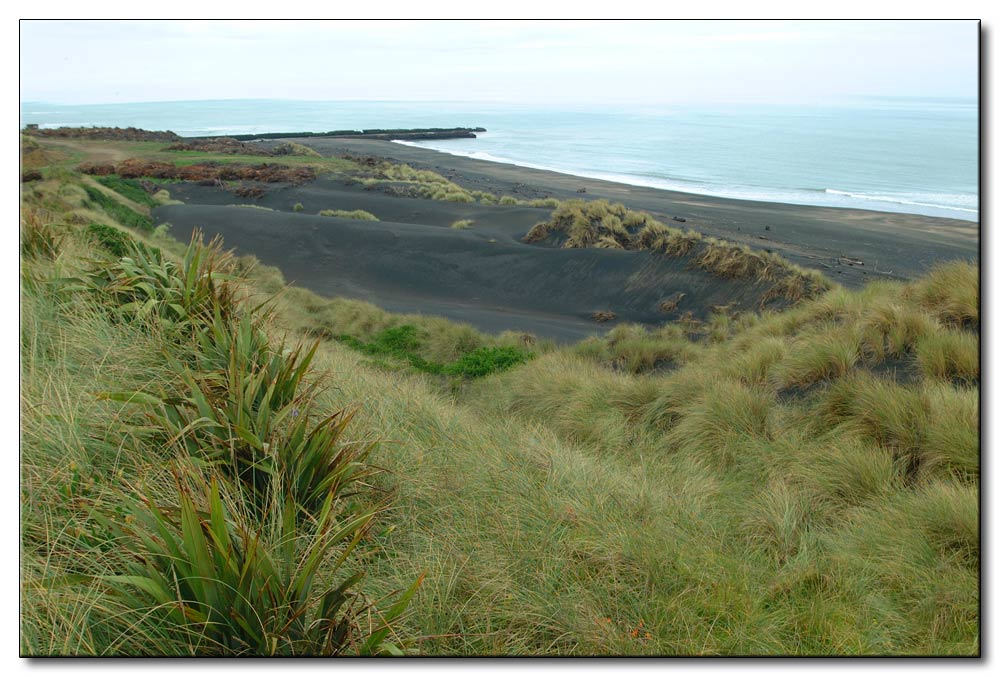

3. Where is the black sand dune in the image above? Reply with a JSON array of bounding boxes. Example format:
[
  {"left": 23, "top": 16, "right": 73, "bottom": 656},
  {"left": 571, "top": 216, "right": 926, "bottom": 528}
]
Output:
[
  {"left": 156, "top": 203, "right": 774, "bottom": 342},
  {"left": 288, "top": 138, "right": 978, "bottom": 287},
  {"left": 154, "top": 138, "right": 977, "bottom": 341},
  {"left": 163, "top": 177, "right": 549, "bottom": 237}
]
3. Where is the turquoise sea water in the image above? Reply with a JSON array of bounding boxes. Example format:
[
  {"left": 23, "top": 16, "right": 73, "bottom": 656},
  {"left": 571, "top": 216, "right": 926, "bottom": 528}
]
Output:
[{"left": 20, "top": 98, "right": 978, "bottom": 221}]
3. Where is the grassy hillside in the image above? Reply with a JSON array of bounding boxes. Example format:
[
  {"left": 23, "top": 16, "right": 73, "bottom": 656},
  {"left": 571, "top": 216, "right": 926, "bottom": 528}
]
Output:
[{"left": 20, "top": 144, "right": 979, "bottom": 656}]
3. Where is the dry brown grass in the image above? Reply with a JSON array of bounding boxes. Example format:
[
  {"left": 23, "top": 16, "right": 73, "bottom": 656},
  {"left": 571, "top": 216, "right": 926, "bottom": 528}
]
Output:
[{"left": 524, "top": 200, "right": 833, "bottom": 303}]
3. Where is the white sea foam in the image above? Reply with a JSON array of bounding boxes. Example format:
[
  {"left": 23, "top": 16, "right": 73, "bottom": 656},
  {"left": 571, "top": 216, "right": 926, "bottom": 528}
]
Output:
[
  {"left": 823, "top": 189, "right": 977, "bottom": 213},
  {"left": 394, "top": 141, "right": 978, "bottom": 221}
]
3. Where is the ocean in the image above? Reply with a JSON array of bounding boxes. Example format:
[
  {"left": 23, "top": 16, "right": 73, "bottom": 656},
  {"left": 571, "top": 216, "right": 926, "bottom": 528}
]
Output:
[{"left": 19, "top": 98, "right": 979, "bottom": 222}]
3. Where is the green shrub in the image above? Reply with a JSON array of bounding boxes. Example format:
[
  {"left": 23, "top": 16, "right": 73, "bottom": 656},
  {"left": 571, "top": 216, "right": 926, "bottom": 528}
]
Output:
[
  {"left": 83, "top": 184, "right": 153, "bottom": 232},
  {"left": 86, "top": 223, "right": 135, "bottom": 258},
  {"left": 94, "top": 176, "right": 157, "bottom": 207},
  {"left": 445, "top": 346, "right": 531, "bottom": 378},
  {"left": 334, "top": 325, "right": 530, "bottom": 379}
]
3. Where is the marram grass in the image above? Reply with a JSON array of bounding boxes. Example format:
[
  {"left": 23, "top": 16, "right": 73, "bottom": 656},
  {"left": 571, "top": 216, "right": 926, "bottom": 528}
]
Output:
[{"left": 20, "top": 153, "right": 979, "bottom": 656}]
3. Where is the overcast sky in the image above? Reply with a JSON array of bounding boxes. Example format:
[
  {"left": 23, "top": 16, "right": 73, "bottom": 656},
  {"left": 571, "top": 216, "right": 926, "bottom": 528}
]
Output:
[{"left": 19, "top": 20, "right": 979, "bottom": 105}]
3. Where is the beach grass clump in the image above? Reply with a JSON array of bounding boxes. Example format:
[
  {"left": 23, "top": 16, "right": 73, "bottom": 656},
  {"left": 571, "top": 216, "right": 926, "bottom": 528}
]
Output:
[
  {"left": 230, "top": 204, "right": 275, "bottom": 211},
  {"left": 575, "top": 323, "right": 701, "bottom": 374},
  {"left": 524, "top": 199, "right": 832, "bottom": 304},
  {"left": 82, "top": 184, "right": 154, "bottom": 232},
  {"left": 429, "top": 188, "right": 475, "bottom": 203},
  {"left": 788, "top": 433, "right": 902, "bottom": 509},
  {"left": 813, "top": 373, "right": 929, "bottom": 472},
  {"left": 771, "top": 325, "right": 860, "bottom": 390},
  {"left": 293, "top": 202, "right": 304, "bottom": 212},
  {"left": 741, "top": 481, "right": 816, "bottom": 565},
  {"left": 665, "top": 378, "right": 774, "bottom": 469},
  {"left": 272, "top": 141, "right": 323, "bottom": 157},
  {"left": 450, "top": 219, "right": 474, "bottom": 229},
  {"left": 319, "top": 209, "right": 379, "bottom": 221},
  {"left": 921, "top": 384, "right": 979, "bottom": 482},
  {"left": 354, "top": 159, "right": 560, "bottom": 208},
  {"left": 856, "top": 298, "right": 940, "bottom": 360},
  {"left": 908, "top": 260, "right": 979, "bottom": 328},
  {"left": 471, "top": 190, "right": 498, "bottom": 205},
  {"left": 719, "top": 337, "right": 788, "bottom": 387},
  {"left": 913, "top": 330, "right": 979, "bottom": 384}
]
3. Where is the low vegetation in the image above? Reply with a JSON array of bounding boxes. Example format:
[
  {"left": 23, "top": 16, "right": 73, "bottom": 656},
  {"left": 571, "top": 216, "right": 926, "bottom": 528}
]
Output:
[
  {"left": 165, "top": 137, "right": 322, "bottom": 158},
  {"left": 80, "top": 158, "right": 316, "bottom": 184},
  {"left": 333, "top": 325, "right": 531, "bottom": 378},
  {"left": 450, "top": 219, "right": 474, "bottom": 229},
  {"left": 319, "top": 209, "right": 379, "bottom": 221},
  {"left": 21, "top": 142, "right": 979, "bottom": 656},
  {"left": 354, "top": 158, "right": 559, "bottom": 207},
  {"left": 93, "top": 175, "right": 158, "bottom": 207},
  {"left": 81, "top": 183, "right": 153, "bottom": 232},
  {"left": 24, "top": 125, "right": 181, "bottom": 142}
]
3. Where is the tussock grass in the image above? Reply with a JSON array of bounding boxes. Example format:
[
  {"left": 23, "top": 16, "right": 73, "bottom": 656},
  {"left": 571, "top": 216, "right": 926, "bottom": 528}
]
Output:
[
  {"left": 450, "top": 219, "right": 474, "bottom": 229},
  {"left": 772, "top": 325, "right": 860, "bottom": 390},
  {"left": 319, "top": 208, "right": 379, "bottom": 221},
  {"left": 21, "top": 158, "right": 980, "bottom": 655},
  {"left": 575, "top": 323, "right": 701, "bottom": 374},
  {"left": 720, "top": 337, "right": 788, "bottom": 387},
  {"left": 789, "top": 434, "right": 902, "bottom": 509},
  {"left": 914, "top": 330, "right": 979, "bottom": 384},
  {"left": 524, "top": 199, "right": 832, "bottom": 304},
  {"left": 273, "top": 141, "right": 322, "bottom": 157},
  {"left": 664, "top": 378, "right": 774, "bottom": 470},
  {"left": 922, "top": 384, "right": 979, "bottom": 482},
  {"left": 21, "top": 206, "right": 66, "bottom": 260},
  {"left": 814, "top": 373, "right": 928, "bottom": 461},
  {"left": 909, "top": 260, "right": 979, "bottom": 328},
  {"left": 359, "top": 160, "right": 560, "bottom": 208}
]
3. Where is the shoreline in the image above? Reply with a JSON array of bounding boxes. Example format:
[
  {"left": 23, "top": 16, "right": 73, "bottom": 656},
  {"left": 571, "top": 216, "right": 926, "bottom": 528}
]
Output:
[{"left": 391, "top": 139, "right": 978, "bottom": 223}]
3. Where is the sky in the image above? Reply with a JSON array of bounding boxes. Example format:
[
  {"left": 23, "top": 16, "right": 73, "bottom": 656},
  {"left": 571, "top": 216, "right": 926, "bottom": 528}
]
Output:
[{"left": 19, "top": 20, "right": 980, "bottom": 106}]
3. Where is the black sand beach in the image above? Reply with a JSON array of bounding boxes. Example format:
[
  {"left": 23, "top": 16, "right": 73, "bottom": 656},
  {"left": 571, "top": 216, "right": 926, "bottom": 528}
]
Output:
[{"left": 154, "top": 137, "right": 978, "bottom": 341}]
